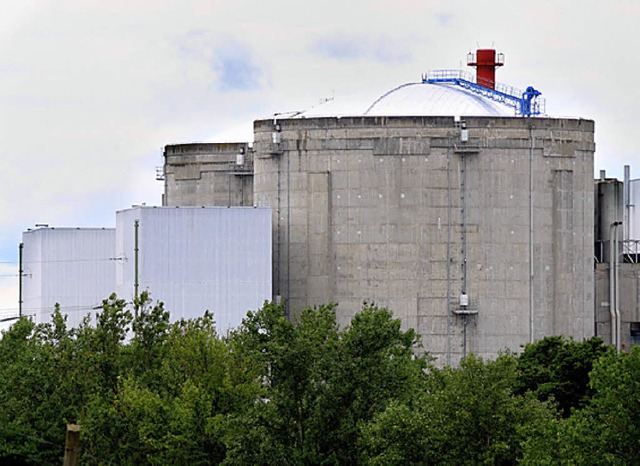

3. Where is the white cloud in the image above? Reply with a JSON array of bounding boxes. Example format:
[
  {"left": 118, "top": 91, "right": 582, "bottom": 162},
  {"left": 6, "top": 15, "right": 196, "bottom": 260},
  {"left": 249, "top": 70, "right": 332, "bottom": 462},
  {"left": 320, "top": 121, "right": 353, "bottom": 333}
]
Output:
[
  {"left": 0, "top": 0, "right": 638, "bottom": 313},
  {"left": 311, "top": 33, "right": 412, "bottom": 63}
]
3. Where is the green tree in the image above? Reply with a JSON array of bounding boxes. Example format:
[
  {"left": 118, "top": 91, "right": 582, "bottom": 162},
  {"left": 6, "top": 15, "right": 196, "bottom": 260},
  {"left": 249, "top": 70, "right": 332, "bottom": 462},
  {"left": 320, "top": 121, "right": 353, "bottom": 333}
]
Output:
[
  {"left": 523, "top": 345, "right": 640, "bottom": 465},
  {"left": 0, "top": 306, "right": 98, "bottom": 464},
  {"left": 223, "top": 302, "right": 430, "bottom": 465},
  {"left": 10, "top": 296, "right": 614, "bottom": 465},
  {"left": 223, "top": 302, "right": 339, "bottom": 465},
  {"left": 319, "top": 304, "right": 429, "bottom": 464},
  {"left": 0, "top": 317, "right": 53, "bottom": 464},
  {"left": 585, "top": 345, "right": 640, "bottom": 463},
  {"left": 129, "top": 292, "right": 171, "bottom": 391},
  {"left": 514, "top": 336, "right": 607, "bottom": 417},
  {"left": 80, "top": 302, "right": 258, "bottom": 465},
  {"left": 361, "top": 354, "right": 556, "bottom": 465},
  {"left": 153, "top": 312, "right": 257, "bottom": 465},
  {"left": 81, "top": 375, "right": 168, "bottom": 465}
]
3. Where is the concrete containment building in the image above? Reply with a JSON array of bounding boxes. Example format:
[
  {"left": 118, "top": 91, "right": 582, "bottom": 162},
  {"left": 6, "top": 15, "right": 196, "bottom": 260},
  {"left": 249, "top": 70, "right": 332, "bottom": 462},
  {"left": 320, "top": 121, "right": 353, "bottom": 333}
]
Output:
[
  {"left": 253, "top": 115, "right": 594, "bottom": 363},
  {"left": 164, "top": 49, "right": 596, "bottom": 364}
]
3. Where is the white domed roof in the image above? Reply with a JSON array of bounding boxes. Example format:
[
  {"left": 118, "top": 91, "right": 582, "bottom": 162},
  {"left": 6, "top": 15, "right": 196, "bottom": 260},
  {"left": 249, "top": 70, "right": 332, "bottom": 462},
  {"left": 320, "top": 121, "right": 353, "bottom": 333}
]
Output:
[
  {"left": 364, "top": 82, "right": 515, "bottom": 117},
  {"left": 292, "top": 81, "right": 517, "bottom": 119}
]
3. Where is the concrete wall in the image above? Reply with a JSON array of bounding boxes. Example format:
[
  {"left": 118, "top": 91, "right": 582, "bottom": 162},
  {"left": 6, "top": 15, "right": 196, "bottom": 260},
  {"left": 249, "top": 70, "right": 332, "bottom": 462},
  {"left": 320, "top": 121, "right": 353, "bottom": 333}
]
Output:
[
  {"left": 163, "top": 143, "right": 253, "bottom": 207},
  {"left": 252, "top": 115, "right": 595, "bottom": 365}
]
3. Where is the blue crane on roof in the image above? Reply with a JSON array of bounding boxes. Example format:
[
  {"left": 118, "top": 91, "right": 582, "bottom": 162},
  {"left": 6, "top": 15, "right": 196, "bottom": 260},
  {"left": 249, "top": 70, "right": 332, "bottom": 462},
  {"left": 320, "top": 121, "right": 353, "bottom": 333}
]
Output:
[{"left": 422, "top": 69, "right": 544, "bottom": 117}]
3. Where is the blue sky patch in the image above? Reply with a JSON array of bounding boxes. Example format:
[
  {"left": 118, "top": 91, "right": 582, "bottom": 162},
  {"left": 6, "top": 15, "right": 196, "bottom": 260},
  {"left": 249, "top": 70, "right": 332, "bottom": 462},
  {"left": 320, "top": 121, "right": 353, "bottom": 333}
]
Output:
[
  {"left": 312, "top": 34, "right": 410, "bottom": 63},
  {"left": 212, "top": 42, "right": 263, "bottom": 92}
]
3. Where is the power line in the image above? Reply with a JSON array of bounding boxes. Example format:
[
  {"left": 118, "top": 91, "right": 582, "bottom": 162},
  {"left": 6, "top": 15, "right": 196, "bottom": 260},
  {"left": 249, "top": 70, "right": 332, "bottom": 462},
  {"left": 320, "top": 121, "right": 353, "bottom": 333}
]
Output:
[
  {"left": 1, "top": 304, "right": 108, "bottom": 316},
  {"left": 21, "top": 256, "right": 126, "bottom": 265}
]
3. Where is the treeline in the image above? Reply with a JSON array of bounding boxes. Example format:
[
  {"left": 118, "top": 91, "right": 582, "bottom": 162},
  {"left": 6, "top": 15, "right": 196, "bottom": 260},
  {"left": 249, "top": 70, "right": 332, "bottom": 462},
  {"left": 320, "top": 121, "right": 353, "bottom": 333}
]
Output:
[{"left": 0, "top": 294, "right": 638, "bottom": 464}]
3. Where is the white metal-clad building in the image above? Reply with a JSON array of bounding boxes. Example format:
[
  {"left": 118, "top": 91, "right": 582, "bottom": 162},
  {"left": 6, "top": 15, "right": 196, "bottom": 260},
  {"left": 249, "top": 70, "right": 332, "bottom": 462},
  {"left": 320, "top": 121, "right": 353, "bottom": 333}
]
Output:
[
  {"left": 22, "top": 227, "right": 116, "bottom": 328},
  {"left": 115, "top": 206, "right": 272, "bottom": 333}
]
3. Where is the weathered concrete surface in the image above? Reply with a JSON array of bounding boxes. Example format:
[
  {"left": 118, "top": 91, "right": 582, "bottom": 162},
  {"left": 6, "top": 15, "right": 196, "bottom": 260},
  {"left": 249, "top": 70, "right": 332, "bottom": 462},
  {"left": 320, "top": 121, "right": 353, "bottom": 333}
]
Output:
[
  {"left": 163, "top": 143, "right": 253, "bottom": 207},
  {"left": 253, "top": 116, "right": 595, "bottom": 365}
]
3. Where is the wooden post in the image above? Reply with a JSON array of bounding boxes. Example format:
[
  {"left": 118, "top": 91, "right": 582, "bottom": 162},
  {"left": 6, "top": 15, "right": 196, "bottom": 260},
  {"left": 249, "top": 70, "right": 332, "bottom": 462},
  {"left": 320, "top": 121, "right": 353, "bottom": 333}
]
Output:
[{"left": 63, "top": 424, "right": 80, "bottom": 466}]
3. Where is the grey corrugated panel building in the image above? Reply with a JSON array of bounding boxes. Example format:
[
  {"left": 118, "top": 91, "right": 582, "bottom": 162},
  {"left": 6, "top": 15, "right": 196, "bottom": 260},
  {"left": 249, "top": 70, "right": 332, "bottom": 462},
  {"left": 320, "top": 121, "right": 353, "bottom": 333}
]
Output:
[
  {"left": 594, "top": 262, "right": 640, "bottom": 349},
  {"left": 626, "top": 178, "right": 640, "bottom": 244}
]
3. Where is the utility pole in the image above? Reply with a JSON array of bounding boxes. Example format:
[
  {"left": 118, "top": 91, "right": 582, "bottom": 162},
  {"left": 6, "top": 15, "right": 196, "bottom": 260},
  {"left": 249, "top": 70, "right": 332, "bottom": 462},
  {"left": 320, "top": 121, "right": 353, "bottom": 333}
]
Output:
[
  {"left": 134, "top": 220, "right": 139, "bottom": 317},
  {"left": 18, "top": 242, "right": 23, "bottom": 318}
]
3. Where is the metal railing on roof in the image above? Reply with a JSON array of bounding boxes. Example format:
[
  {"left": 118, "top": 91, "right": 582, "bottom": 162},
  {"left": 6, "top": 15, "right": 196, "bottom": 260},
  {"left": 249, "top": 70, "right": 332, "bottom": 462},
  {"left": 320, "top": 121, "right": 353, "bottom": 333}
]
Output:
[
  {"left": 624, "top": 239, "right": 640, "bottom": 263},
  {"left": 422, "top": 69, "right": 546, "bottom": 117},
  {"left": 594, "top": 239, "right": 640, "bottom": 264}
]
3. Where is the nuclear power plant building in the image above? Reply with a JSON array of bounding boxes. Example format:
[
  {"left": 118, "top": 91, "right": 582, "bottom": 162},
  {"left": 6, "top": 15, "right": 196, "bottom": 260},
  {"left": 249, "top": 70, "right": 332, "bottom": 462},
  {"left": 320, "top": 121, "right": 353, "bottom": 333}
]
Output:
[{"left": 163, "top": 50, "right": 596, "bottom": 364}]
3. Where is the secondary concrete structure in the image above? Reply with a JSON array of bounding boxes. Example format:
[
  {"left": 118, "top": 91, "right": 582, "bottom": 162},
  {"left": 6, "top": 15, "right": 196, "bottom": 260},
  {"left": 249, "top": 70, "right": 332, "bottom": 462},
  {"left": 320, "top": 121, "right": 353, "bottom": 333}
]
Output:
[{"left": 162, "top": 142, "right": 253, "bottom": 207}]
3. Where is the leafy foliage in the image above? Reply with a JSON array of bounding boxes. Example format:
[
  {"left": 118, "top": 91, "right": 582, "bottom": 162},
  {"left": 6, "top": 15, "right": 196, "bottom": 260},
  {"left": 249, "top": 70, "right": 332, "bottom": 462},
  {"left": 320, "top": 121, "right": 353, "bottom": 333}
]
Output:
[
  {"left": 541, "top": 345, "right": 640, "bottom": 465},
  {"left": 361, "top": 354, "right": 556, "bottom": 465},
  {"left": 223, "top": 302, "right": 429, "bottom": 465},
  {"left": 514, "top": 336, "right": 607, "bottom": 417},
  {"left": 0, "top": 297, "right": 637, "bottom": 465}
]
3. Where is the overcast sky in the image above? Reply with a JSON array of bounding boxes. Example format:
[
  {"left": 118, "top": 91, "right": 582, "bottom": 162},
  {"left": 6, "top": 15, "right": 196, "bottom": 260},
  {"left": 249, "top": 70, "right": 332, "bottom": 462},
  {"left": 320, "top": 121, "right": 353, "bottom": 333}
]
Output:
[{"left": 1, "top": 0, "right": 638, "bottom": 321}]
